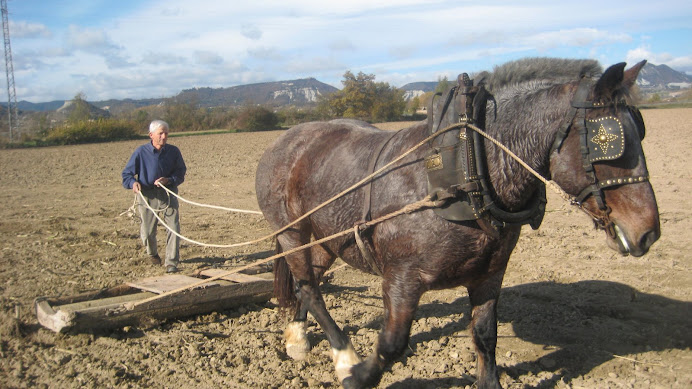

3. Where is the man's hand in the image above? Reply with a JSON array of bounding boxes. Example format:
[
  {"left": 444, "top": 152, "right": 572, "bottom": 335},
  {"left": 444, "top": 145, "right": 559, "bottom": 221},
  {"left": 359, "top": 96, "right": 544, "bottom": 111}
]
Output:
[
  {"left": 132, "top": 182, "right": 141, "bottom": 193},
  {"left": 155, "top": 177, "right": 170, "bottom": 187}
]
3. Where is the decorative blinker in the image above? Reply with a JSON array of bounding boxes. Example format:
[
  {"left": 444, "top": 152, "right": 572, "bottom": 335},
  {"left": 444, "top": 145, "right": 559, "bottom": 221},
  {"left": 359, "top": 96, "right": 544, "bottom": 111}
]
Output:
[{"left": 586, "top": 116, "right": 625, "bottom": 163}]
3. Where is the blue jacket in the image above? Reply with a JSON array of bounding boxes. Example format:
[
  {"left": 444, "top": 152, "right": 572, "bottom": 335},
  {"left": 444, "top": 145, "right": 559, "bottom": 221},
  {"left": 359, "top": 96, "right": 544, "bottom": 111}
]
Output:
[{"left": 122, "top": 142, "right": 186, "bottom": 190}]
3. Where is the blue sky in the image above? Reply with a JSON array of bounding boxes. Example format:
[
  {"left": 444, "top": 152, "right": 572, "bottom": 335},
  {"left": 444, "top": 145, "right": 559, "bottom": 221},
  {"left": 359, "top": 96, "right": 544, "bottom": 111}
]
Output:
[{"left": 6, "top": 0, "right": 692, "bottom": 103}]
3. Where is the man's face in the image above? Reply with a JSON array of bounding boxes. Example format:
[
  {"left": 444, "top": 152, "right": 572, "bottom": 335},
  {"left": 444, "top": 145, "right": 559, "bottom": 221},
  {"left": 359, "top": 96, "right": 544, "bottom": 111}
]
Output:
[{"left": 149, "top": 127, "right": 168, "bottom": 150}]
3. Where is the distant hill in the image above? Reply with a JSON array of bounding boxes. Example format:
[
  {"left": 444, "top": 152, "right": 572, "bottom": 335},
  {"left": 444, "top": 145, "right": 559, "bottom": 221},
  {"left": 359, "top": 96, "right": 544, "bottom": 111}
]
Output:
[
  {"left": 400, "top": 82, "right": 437, "bottom": 100},
  {"left": 55, "top": 100, "right": 110, "bottom": 120},
  {"left": 172, "top": 77, "right": 337, "bottom": 108},
  {"left": 13, "top": 78, "right": 337, "bottom": 113},
  {"left": 9, "top": 63, "right": 691, "bottom": 112},
  {"left": 638, "top": 63, "right": 692, "bottom": 89}
]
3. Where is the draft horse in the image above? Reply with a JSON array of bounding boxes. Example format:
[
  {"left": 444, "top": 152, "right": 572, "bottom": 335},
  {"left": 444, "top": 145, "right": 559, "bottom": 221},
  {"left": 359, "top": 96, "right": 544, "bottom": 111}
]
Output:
[{"left": 255, "top": 58, "right": 660, "bottom": 388}]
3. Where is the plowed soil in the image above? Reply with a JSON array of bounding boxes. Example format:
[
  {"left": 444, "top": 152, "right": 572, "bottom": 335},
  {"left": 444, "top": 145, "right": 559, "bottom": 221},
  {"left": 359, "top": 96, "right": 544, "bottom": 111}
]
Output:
[{"left": 1, "top": 108, "right": 690, "bottom": 388}]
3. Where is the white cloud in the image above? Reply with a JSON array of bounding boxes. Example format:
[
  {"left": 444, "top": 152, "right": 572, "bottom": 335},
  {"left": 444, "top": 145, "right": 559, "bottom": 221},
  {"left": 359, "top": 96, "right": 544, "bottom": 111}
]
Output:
[
  {"left": 524, "top": 28, "right": 632, "bottom": 51},
  {"left": 194, "top": 50, "right": 224, "bottom": 65},
  {"left": 10, "top": 20, "right": 52, "bottom": 39},
  {"left": 627, "top": 46, "right": 692, "bottom": 73},
  {"left": 10, "top": 0, "right": 692, "bottom": 102},
  {"left": 241, "top": 24, "right": 262, "bottom": 40},
  {"left": 66, "top": 25, "right": 118, "bottom": 51},
  {"left": 247, "top": 47, "right": 283, "bottom": 61}
]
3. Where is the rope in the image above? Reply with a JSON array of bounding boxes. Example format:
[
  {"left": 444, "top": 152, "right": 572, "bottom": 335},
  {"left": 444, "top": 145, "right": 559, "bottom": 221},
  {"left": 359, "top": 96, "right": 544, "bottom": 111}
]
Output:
[
  {"left": 136, "top": 190, "right": 268, "bottom": 249},
  {"left": 126, "top": 195, "right": 438, "bottom": 309},
  {"left": 158, "top": 186, "right": 263, "bottom": 215},
  {"left": 129, "top": 122, "right": 465, "bottom": 250},
  {"left": 467, "top": 123, "right": 576, "bottom": 203}
]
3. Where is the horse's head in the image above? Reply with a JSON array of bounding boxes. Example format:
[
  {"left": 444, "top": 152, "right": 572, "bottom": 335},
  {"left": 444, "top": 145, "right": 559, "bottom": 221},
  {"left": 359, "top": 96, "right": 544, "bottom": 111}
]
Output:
[{"left": 549, "top": 60, "right": 660, "bottom": 257}]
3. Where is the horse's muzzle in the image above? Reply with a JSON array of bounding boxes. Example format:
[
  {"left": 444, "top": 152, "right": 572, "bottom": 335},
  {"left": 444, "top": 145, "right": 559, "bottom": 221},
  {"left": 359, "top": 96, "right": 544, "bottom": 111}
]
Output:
[{"left": 609, "top": 223, "right": 660, "bottom": 257}]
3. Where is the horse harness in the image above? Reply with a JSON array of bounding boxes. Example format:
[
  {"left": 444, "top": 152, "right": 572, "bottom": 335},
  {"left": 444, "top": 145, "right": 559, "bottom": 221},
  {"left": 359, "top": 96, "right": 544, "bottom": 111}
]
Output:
[
  {"left": 353, "top": 72, "right": 649, "bottom": 272},
  {"left": 550, "top": 74, "right": 649, "bottom": 236},
  {"left": 423, "top": 73, "right": 547, "bottom": 238}
]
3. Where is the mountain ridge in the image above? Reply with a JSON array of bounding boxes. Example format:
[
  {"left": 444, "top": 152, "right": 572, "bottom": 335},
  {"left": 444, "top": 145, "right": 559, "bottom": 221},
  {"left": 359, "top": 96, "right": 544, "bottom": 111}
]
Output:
[{"left": 13, "top": 63, "right": 690, "bottom": 113}]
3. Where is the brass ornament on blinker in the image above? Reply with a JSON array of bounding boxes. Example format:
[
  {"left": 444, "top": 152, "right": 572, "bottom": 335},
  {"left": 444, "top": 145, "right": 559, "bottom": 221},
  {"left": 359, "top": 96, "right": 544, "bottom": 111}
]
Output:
[{"left": 586, "top": 116, "right": 625, "bottom": 163}]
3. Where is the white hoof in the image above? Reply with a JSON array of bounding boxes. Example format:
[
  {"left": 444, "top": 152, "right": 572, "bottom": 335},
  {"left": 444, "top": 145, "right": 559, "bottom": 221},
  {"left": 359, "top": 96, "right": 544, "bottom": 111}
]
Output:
[
  {"left": 284, "top": 321, "right": 310, "bottom": 360},
  {"left": 332, "top": 343, "right": 361, "bottom": 383}
]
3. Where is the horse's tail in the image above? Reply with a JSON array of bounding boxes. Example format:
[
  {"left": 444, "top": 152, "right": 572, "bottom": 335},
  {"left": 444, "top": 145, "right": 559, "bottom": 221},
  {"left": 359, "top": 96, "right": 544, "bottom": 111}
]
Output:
[{"left": 273, "top": 240, "right": 297, "bottom": 313}]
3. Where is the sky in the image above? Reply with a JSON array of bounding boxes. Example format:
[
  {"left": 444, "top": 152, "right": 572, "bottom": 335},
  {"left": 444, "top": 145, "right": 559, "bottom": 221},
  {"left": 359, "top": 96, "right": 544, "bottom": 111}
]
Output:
[{"left": 6, "top": 0, "right": 692, "bottom": 103}]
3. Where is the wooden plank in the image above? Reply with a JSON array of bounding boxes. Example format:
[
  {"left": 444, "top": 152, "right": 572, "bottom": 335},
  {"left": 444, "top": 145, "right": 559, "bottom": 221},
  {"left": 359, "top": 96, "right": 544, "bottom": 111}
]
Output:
[
  {"left": 35, "top": 271, "right": 274, "bottom": 333},
  {"left": 126, "top": 274, "right": 220, "bottom": 294},
  {"left": 53, "top": 291, "right": 156, "bottom": 313},
  {"left": 198, "top": 268, "right": 270, "bottom": 283}
]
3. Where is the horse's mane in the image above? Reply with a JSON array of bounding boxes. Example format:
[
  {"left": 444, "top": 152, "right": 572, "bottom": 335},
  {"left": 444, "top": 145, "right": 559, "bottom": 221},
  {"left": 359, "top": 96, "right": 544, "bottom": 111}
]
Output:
[{"left": 477, "top": 57, "right": 602, "bottom": 92}]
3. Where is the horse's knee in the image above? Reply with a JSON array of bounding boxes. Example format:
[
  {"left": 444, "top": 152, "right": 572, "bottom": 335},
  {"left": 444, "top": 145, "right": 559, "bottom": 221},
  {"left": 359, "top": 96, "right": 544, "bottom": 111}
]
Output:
[
  {"left": 331, "top": 342, "right": 361, "bottom": 383},
  {"left": 284, "top": 321, "right": 310, "bottom": 360}
]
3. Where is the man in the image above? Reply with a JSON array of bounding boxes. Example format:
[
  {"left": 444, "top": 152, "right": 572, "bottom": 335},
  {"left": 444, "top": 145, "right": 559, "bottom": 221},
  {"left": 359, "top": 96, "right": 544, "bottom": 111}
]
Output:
[{"left": 122, "top": 120, "right": 186, "bottom": 273}]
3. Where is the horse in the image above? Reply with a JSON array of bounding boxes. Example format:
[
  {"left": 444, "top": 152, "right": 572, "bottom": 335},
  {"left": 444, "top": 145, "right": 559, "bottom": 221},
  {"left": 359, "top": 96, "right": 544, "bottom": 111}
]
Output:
[{"left": 254, "top": 57, "right": 660, "bottom": 389}]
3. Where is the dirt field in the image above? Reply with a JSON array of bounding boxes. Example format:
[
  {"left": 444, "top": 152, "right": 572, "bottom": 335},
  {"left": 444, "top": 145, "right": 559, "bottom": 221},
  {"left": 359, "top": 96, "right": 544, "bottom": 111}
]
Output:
[{"left": 1, "top": 109, "right": 690, "bottom": 389}]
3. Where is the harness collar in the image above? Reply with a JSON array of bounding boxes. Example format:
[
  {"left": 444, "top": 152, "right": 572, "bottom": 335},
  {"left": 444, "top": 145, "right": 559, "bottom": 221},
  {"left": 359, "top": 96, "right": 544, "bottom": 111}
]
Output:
[{"left": 425, "top": 73, "right": 546, "bottom": 237}]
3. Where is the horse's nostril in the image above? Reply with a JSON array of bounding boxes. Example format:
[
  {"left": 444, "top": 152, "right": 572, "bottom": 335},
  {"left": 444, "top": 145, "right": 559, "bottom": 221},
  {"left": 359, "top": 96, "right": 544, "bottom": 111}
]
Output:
[{"left": 639, "top": 229, "right": 660, "bottom": 252}]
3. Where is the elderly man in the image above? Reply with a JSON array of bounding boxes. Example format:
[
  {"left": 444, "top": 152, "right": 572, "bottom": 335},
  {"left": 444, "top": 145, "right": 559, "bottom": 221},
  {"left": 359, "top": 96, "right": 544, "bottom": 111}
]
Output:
[{"left": 122, "top": 120, "right": 187, "bottom": 273}]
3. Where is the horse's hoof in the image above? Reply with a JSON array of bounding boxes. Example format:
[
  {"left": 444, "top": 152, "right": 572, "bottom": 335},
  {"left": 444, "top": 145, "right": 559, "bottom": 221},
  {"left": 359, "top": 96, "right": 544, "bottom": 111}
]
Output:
[
  {"left": 284, "top": 321, "right": 310, "bottom": 360},
  {"left": 341, "top": 376, "right": 359, "bottom": 389},
  {"left": 332, "top": 343, "right": 361, "bottom": 383}
]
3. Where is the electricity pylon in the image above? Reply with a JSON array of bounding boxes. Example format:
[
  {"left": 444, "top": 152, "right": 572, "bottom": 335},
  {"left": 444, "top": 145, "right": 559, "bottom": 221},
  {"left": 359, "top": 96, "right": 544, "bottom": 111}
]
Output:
[{"left": 1, "top": 0, "right": 18, "bottom": 142}]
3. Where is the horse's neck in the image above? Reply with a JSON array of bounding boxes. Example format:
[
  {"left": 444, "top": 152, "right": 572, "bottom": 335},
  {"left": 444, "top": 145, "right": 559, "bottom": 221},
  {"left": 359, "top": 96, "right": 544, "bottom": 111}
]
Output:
[{"left": 483, "top": 87, "right": 570, "bottom": 209}]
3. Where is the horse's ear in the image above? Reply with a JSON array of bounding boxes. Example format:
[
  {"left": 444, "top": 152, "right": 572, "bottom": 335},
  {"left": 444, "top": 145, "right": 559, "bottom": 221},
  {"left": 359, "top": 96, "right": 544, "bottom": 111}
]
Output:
[
  {"left": 594, "top": 62, "right": 626, "bottom": 100},
  {"left": 623, "top": 60, "right": 647, "bottom": 89}
]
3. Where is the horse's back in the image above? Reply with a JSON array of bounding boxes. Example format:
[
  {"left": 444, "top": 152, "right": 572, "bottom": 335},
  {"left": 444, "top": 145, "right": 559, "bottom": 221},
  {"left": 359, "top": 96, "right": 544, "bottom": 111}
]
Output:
[{"left": 255, "top": 119, "right": 388, "bottom": 227}]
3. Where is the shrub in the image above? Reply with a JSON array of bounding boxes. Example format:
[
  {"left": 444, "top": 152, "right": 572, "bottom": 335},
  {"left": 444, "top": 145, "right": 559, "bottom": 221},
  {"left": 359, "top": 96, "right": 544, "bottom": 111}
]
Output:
[
  {"left": 44, "top": 118, "right": 139, "bottom": 145},
  {"left": 234, "top": 106, "right": 279, "bottom": 132}
]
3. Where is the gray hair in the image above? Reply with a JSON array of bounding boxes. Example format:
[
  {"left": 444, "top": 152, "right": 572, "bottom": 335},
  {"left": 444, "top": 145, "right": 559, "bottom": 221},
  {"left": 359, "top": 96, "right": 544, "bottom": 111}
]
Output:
[{"left": 149, "top": 119, "right": 169, "bottom": 133}]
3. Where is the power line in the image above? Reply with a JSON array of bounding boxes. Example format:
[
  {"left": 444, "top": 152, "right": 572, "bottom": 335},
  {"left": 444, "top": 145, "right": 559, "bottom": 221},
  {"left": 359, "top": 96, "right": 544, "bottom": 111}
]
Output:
[{"left": 1, "top": 0, "right": 18, "bottom": 142}]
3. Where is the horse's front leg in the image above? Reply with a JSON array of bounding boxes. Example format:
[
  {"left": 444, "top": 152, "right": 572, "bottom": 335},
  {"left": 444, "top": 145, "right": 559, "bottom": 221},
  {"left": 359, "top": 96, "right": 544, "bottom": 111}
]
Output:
[
  {"left": 468, "top": 271, "right": 505, "bottom": 389},
  {"left": 344, "top": 271, "right": 422, "bottom": 389}
]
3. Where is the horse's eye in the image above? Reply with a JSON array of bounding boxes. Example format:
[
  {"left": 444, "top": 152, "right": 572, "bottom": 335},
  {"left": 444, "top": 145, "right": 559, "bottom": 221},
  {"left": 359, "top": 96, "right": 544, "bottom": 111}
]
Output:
[{"left": 628, "top": 106, "right": 645, "bottom": 140}]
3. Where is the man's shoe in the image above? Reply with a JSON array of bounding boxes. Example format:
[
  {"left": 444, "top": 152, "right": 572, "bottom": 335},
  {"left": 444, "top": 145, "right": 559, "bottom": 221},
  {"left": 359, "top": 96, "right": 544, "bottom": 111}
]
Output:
[
  {"left": 166, "top": 265, "right": 178, "bottom": 273},
  {"left": 149, "top": 254, "right": 161, "bottom": 265}
]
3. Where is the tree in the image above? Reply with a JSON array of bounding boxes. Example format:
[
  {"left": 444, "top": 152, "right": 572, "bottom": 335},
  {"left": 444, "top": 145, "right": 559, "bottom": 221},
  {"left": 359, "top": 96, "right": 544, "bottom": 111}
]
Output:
[
  {"left": 163, "top": 97, "right": 199, "bottom": 131},
  {"left": 318, "top": 71, "right": 406, "bottom": 122},
  {"left": 434, "top": 75, "right": 451, "bottom": 94},
  {"left": 407, "top": 96, "right": 421, "bottom": 115},
  {"left": 235, "top": 105, "right": 279, "bottom": 131},
  {"left": 68, "top": 92, "right": 92, "bottom": 123}
]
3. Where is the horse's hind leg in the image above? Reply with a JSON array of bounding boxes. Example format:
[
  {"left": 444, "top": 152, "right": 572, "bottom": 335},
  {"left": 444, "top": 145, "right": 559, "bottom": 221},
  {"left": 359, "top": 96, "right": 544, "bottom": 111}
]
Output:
[
  {"left": 278, "top": 232, "right": 359, "bottom": 379},
  {"left": 294, "top": 278, "right": 362, "bottom": 382},
  {"left": 284, "top": 243, "right": 336, "bottom": 360}
]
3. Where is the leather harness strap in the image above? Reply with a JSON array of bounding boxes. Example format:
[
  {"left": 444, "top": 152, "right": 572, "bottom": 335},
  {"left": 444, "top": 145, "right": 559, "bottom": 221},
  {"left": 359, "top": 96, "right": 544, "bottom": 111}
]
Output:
[
  {"left": 354, "top": 129, "right": 400, "bottom": 276},
  {"left": 361, "top": 130, "right": 400, "bottom": 222}
]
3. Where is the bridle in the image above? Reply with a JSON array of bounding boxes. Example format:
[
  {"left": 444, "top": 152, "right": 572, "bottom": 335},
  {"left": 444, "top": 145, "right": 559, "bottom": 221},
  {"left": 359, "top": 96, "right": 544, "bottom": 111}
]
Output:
[{"left": 550, "top": 75, "right": 649, "bottom": 237}]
